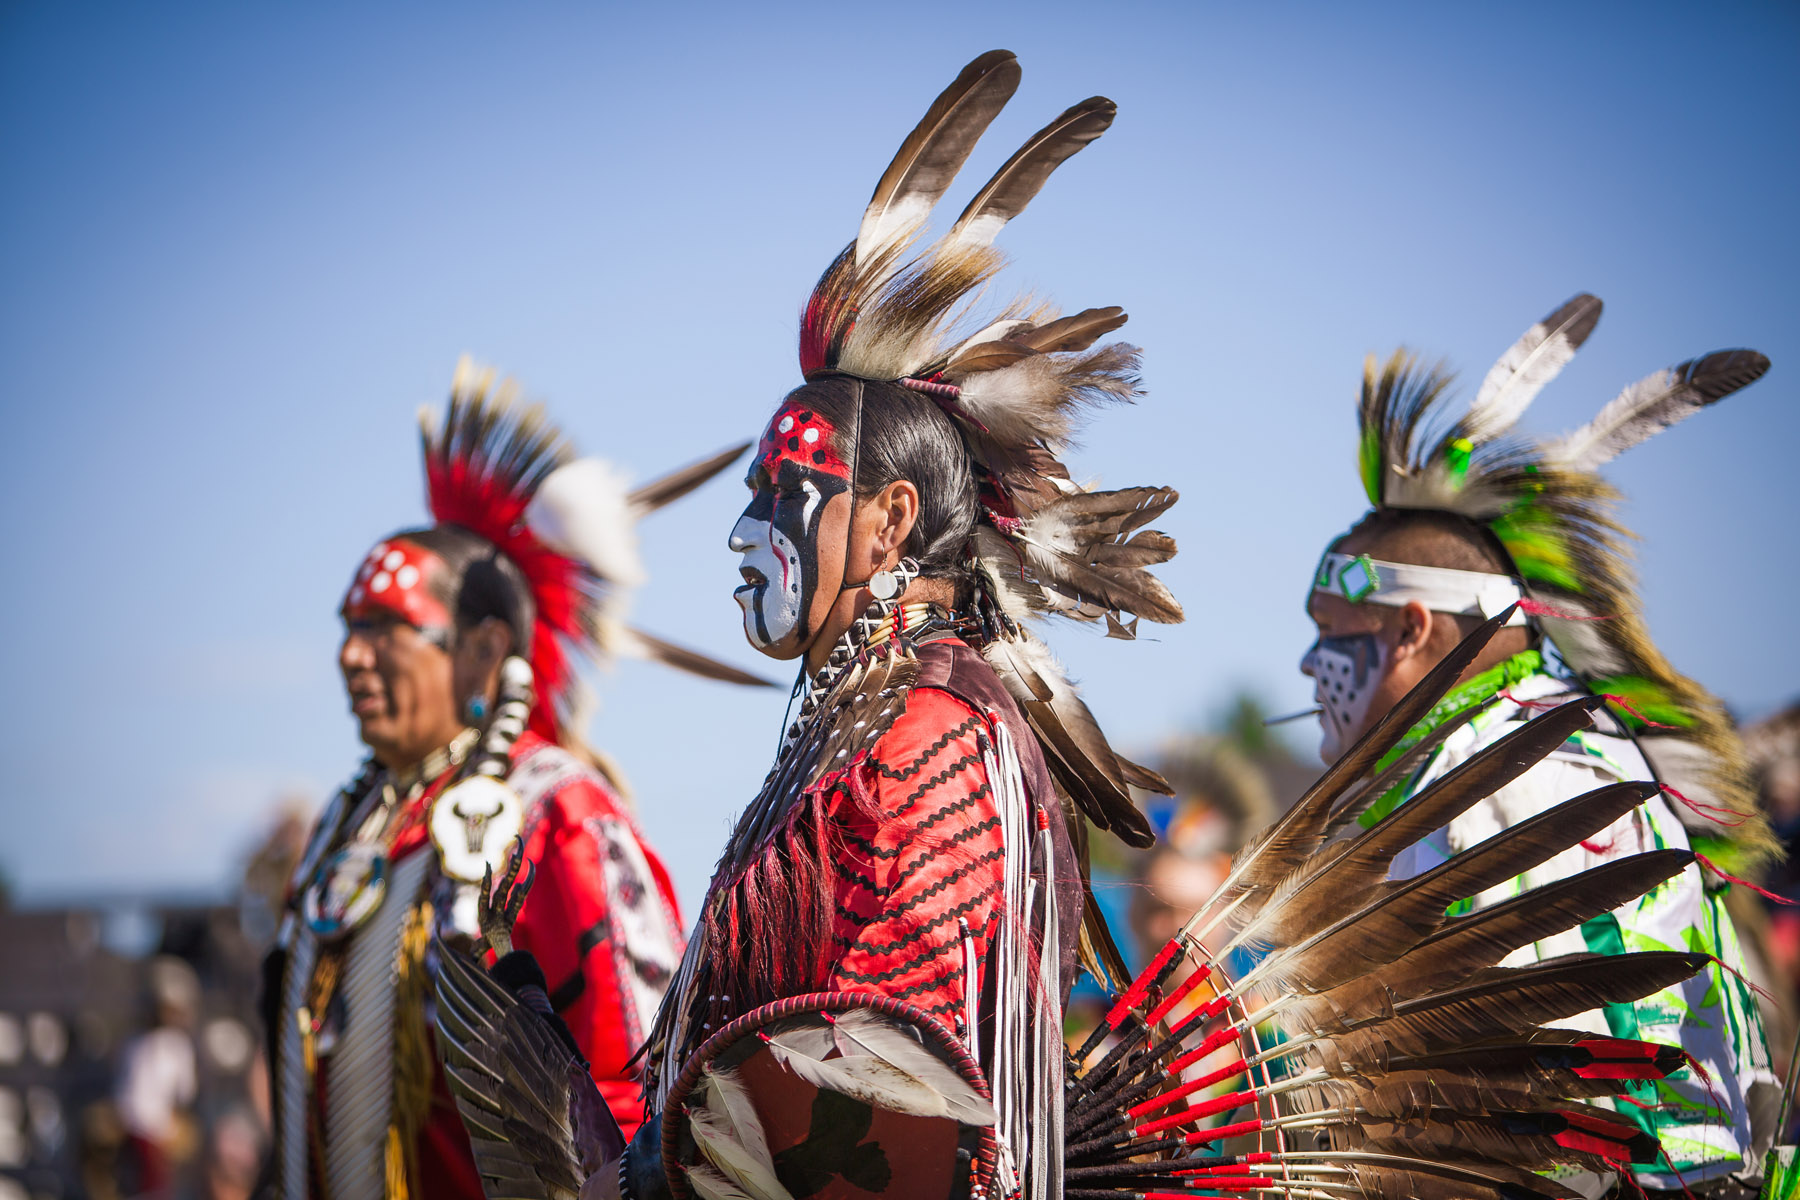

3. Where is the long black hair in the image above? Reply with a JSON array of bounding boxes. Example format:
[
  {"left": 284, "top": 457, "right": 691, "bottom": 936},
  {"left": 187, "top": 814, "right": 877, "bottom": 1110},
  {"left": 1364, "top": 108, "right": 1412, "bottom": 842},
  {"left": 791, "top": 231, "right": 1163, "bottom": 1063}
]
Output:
[{"left": 791, "top": 375, "right": 979, "bottom": 583}]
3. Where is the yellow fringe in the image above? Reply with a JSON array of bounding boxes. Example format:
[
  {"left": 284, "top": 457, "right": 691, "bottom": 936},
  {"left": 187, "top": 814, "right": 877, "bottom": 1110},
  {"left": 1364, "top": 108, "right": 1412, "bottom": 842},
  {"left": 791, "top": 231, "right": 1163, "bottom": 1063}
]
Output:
[
  {"left": 389, "top": 900, "right": 435, "bottom": 1197},
  {"left": 384, "top": 1123, "right": 408, "bottom": 1200}
]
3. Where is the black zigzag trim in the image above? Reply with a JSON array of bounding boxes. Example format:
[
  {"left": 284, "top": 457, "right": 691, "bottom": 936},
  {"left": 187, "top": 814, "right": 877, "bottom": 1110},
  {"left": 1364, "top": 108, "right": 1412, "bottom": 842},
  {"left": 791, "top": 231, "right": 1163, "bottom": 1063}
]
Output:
[
  {"left": 893, "top": 815, "right": 1002, "bottom": 892},
  {"left": 835, "top": 964, "right": 964, "bottom": 1007},
  {"left": 832, "top": 855, "right": 882, "bottom": 894},
  {"left": 894, "top": 751, "right": 981, "bottom": 816},
  {"left": 851, "top": 884, "right": 999, "bottom": 957},
  {"left": 841, "top": 783, "right": 995, "bottom": 878},
  {"left": 914, "top": 781, "right": 992, "bottom": 834},
  {"left": 922, "top": 998, "right": 964, "bottom": 1019},
  {"left": 871, "top": 715, "right": 983, "bottom": 782},
  {"left": 840, "top": 828, "right": 907, "bottom": 861},
  {"left": 874, "top": 848, "right": 1005, "bottom": 922},
  {"left": 835, "top": 938, "right": 957, "bottom": 987}
]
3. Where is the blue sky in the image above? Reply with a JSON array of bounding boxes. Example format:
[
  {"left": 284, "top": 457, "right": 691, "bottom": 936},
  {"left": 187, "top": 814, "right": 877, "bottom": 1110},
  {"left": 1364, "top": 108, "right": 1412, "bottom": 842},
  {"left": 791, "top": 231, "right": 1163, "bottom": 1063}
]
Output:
[{"left": 2, "top": 1, "right": 1795, "bottom": 909}]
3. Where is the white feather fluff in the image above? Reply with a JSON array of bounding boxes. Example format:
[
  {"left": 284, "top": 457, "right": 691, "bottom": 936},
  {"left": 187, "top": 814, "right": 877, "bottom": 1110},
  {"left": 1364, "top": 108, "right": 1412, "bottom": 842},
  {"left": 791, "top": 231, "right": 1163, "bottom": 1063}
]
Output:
[
  {"left": 1545, "top": 366, "right": 1685, "bottom": 473},
  {"left": 1463, "top": 294, "right": 1602, "bottom": 443},
  {"left": 955, "top": 357, "right": 1076, "bottom": 449},
  {"left": 525, "top": 457, "right": 645, "bottom": 587}
]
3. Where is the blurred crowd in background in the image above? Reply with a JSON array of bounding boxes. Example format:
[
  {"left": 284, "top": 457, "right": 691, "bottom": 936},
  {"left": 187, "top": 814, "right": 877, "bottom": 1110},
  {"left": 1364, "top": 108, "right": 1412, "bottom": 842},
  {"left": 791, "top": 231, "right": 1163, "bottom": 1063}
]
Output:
[{"left": 4, "top": 694, "right": 1797, "bottom": 1199}]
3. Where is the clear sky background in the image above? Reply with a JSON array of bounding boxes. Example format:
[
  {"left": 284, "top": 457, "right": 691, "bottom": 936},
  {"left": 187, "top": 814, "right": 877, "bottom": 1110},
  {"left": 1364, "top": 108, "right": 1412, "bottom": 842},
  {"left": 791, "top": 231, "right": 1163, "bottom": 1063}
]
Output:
[{"left": 2, "top": 1, "right": 1795, "bottom": 909}]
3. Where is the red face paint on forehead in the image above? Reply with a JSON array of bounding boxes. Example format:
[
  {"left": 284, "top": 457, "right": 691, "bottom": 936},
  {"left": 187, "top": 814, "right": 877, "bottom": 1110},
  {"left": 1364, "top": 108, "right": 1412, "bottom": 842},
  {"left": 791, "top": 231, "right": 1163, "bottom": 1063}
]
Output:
[
  {"left": 755, "top": 400, "right": 850, "bottom": 479},
  {"left": 340, "top": 538, "right": 454, "bottom": 634}
]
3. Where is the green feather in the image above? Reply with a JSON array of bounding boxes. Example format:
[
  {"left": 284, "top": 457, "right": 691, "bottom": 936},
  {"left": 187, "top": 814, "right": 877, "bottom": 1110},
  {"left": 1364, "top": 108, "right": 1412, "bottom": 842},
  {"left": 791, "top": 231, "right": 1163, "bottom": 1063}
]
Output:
[
  {"left": 1489, "top": 504, "right": 1581, "bottom": 592},
  {"left": 1589, "top": 675, "right": 1696, "bottom": 731},
  {"left": 1358, "top": 427, "right": 1383, "bottom": 505}
]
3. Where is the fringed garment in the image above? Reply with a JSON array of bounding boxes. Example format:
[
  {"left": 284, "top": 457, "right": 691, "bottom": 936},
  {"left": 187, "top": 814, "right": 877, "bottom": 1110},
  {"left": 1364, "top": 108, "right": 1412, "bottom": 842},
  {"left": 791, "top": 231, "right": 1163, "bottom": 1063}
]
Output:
[
  {"left": 648, "top": 630, "right": 1080, "bottom": 1199},
  {"left": 271, "top": 732, "right": 684, "bottom": 1199}
]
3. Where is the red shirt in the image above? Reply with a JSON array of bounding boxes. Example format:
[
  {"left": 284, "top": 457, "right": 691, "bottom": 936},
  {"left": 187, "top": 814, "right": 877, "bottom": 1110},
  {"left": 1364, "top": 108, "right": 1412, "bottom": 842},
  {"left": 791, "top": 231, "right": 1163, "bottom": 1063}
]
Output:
[{"left": 312, "top": 732, "right": 683, "bottom": 1198}]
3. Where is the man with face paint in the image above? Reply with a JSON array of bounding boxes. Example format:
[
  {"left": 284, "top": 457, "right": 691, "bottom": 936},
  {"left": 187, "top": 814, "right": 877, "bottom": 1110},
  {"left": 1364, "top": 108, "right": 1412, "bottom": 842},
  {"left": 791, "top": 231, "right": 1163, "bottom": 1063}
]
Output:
[
  {"left": 435, "top": 53, "right": 1189, "bottom": 1200},
  {"left": 728, "top": 398, "right": 853, "bottom": 654},
  {"left": 1300, "top": 296, "right": 1779, "bottom": 1197},
  {"left": 265, "top": 361, "right": 762, "bottom": 1200}
]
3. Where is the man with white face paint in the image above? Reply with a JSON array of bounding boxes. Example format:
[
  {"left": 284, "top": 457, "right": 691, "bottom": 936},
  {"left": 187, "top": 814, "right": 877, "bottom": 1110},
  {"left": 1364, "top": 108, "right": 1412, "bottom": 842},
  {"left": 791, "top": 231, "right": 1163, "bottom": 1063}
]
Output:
[
  {"left": 728, "top": 397, "right": 853, "bottom": 651},
  {"left": 1299, "top": 294, "right": 1779, "bottom": 1197}
]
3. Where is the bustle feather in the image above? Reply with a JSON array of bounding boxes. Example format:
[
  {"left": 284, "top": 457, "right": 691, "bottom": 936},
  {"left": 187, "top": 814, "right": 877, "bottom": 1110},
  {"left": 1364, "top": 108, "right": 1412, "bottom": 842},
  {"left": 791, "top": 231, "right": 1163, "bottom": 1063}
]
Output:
[{"left": 432, "top": 618, "right": 1716, "bottom": 1196}]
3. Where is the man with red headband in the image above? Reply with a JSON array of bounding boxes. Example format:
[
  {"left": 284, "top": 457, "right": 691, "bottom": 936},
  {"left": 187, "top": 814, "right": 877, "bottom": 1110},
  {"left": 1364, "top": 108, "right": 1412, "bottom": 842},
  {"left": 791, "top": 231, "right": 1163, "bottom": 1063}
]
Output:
[{"left": 265, "top": 360, "right": 761, "bottom": 1200}]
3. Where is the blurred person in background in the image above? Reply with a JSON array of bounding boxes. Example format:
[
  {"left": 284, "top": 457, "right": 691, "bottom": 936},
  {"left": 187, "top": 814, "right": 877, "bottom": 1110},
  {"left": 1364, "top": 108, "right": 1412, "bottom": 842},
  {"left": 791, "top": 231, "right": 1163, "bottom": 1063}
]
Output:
[
  {"left": 1131, "top": 725, "right": 1281, "bottom": 986},
  {"left": 203, "top": 1108, "right": 263, "bottom": 1200},
  {"left": 1744, "top": 702, "right": 1800, "bottom": 1127},
  {"left": 1300, "top": 294, "right": 1778, "bottom": 1196},
  {"left": 115, "top": 956, "right": 199, "bottom": 1194},
  {"left": 265, "top": 362, "right": 764, "bottom": 1200}
]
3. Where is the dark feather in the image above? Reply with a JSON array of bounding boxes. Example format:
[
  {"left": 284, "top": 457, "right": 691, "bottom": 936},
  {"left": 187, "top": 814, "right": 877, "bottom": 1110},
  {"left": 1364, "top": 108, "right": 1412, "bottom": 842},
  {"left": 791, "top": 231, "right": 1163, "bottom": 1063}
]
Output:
[
  {"left": 948, "top": 97, "right": 1116, "bottom": 246},
  {"left": 627, "top": 441, "right": 752, "bottom": 513},
  {"left": 1115, "top": 754, "right": 1172, "bottom": 795},
  {"left": 856, "top": 50, "right": 1021, "bottom": 263},
  {"left": 1334, "top": 950, "right": 1706, "bottom": 1059},
  {"left": 1552, "top": 348, "right": 1773, "bottom": 471},
  {"left": 1267, "top": 782, "right": 1661, "bottom": 997},
  {"left": 1025, "top": 692, "right": 1154, "bottom": 848},
  {"left": 622, "top": 627, "right": 778, "bottom": 688},
  {"left": 1011, "top": 306, "right": 1127, "bottom": 354},
  {"left": 1260, "top": 696, "right": 1603, "bottom": 934},
  {"left": 946, "top": 340, "right": 1038, "bottom": 374},
  {"left": 1324, "top": 699, "right": 1490, "bottom": 835},
  {"left": 432, "top": 939, "right": 622, "bottom": 1194}
]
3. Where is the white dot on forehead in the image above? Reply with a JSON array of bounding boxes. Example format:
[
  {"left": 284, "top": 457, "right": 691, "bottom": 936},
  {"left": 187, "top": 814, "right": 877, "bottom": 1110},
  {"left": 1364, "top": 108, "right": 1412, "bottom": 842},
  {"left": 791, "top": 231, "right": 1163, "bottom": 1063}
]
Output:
[
  {"left": 383, "top": 550, "right": 405, "bottom": 570},
  {"left": 803, "top": 428, "right": 819, "bottom": 443},
  {"left": 395, "top": 564, "right": 420, "bottom": 589},
  {"left": 778, "top": 415, "right": 795, "bottom": 433},
  {"left": 349, "top": 586, "right": 365, "bottom": 604},
  {"left": 370, "top": 572, "right": 392, "bottom": 593}
]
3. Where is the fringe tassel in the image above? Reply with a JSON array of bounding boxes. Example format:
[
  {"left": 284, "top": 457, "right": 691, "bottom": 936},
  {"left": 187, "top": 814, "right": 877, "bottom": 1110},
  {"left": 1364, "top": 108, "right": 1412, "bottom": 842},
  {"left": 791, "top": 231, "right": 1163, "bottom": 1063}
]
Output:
[
  {"left": 1518, "top": 597, "right": 1615, "bottom": 621},
  {"left": 983, "top": 717, "right": 1060, "bottom": 1200},
  {"left": 384, "top": 1124, "right": 410, "bottom": 1200},
  {"left": 1663, "top": 785, "right": 1750, "bottom": 828},
  {"left": 390, "top": 901, "right": 435, "bottom": 1196},
  {"left": 1695, "top": 852, "right": 1793, "bottom": 905}
]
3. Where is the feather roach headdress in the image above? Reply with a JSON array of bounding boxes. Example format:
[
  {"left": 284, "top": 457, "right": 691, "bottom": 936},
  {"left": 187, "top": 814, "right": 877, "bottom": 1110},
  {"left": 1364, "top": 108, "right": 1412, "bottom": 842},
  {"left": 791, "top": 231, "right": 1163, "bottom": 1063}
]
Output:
[
  {"left": 795, "top": 49, "right": 1183, "bottom": 849},
  {"left": 1348, "top": 294, "right": 1777, "bottom": 867},
  {"left": 416, "top": 358, "right": 762, "bottom": 745}
]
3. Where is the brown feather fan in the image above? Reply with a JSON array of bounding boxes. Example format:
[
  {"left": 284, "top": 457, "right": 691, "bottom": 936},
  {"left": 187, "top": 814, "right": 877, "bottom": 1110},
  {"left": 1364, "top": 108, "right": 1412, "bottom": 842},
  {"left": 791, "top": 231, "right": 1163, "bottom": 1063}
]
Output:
[{"left": 431, "top": 615, "right": 1711, "bottom": 1197}]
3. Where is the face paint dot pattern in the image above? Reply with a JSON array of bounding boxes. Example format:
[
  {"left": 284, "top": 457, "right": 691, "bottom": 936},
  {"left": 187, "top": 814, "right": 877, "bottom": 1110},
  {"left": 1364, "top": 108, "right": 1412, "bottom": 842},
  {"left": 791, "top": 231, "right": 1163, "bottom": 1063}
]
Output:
[
  {"left": 755, "top": 403, "right": 849, "bottom": 479},
  {"left": 1304, "top": 633, "right": 1386, "bottom": 762},
  {"left": 341, "top": 538, "right": 454, "bottom": 635}
]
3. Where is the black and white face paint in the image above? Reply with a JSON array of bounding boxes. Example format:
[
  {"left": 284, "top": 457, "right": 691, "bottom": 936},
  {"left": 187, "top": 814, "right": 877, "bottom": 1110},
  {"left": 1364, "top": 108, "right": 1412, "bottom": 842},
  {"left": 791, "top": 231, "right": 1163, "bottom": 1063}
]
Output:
[
  {"left": 729, "top": 400, "right": 851, "bottom": 653},
  {"left": 1301, "top": 633, "right": 1387, "bottom": 761}
]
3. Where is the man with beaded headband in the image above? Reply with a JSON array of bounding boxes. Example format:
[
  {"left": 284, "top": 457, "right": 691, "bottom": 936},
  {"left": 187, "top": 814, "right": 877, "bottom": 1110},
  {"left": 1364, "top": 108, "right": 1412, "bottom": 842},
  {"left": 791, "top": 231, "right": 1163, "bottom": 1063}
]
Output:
[
  {"left": 1300, "top": 295, "right": 1779, "bottom": 1194},
  {"left": 266, "top": 360, "right": 765, "bottom": 1200},
  {"left": 430, "top": 53, "right": 1760, "bottom": 1200}
]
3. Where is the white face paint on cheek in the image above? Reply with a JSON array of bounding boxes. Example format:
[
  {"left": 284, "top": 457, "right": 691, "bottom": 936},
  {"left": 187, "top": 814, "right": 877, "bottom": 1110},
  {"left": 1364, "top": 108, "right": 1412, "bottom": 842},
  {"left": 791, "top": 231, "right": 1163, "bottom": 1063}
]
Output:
[
  {"left": 730, "top": 513, "right": 806, "bottom": 650},
  {"left": 1304, "top": 634, "right": 1387, "bottom": 762}
]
